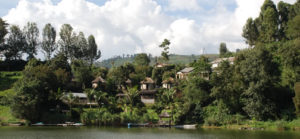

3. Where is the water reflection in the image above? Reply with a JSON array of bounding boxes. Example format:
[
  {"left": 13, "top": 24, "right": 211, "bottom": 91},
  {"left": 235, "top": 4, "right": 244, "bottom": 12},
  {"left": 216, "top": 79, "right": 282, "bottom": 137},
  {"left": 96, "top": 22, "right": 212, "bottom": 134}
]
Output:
[{"left": 0, "top": 127, "right": 299, "bottom": 139}]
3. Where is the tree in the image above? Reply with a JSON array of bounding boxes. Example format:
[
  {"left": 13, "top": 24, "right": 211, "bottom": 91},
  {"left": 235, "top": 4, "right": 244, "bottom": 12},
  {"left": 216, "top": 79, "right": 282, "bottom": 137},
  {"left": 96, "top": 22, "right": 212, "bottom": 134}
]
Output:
[
  {"left": 58, "top": 24, "right": 76, "bottom": 60},
  {"left": 4, "top": 25, "right": 27, "bottom": 60},
  {"left": 74, "top": 32, "right": 88, "bottom": 60},
  {"left": 294, "top": 82, "right": 300, "bottom": 117},
  {"left": 133, "top": 53, "right": 150, "bottom": 66},
  {"left": 23, "top": 22, "right": 39, "bottom": 60},
  {"left": 11, "top": 60, "right": 58, "bottom": 122},
  {"left": 219, "top": 43, "right": 228, "bottom": 57},
  {"left": 287, "top": 15, "right": 300, "bottom": 39},
  {"left": 210, "top": 61, "right": 242, "bottom": 113},
  {"left": 87, "top": 35, "right": 101, "bottom": 66},
  {"left": 63, "top": 93, "right": 78, "bottom": 118},
  {"left": 71, "top": 60, "right": 94, "bottom": 89},
  {"left": 242, "top": 18, "right": 259, "bottom": 46},
  {"left": 235, "top": 46, "right": 280, "bottom": 120},
  {"left": 258, "top": 0, "right": 279, "bottom": 43},
  {"left": 159, "top": 39, "right": 171, "bottom": 62},
  {"left": 277, "top": 1, "right": 292, "bottom": 40},
  {"left": 42, "top": 23, "right": 57, "bottom": 60},
  {"left": 49, "top": 52, "right": 71, "bottom": 72},
  {"left": 190, "top": 56, "right": 211, "bottom": 76},
  {"left": 0, "top": 18, "right": 8, "bottom": 45}
]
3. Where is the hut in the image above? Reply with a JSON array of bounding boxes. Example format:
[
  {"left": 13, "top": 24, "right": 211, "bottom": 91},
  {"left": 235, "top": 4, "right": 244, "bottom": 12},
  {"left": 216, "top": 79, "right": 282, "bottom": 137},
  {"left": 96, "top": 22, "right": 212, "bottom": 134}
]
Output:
[
  {"left": 91, "top": 76, "right": 106, "bottom": 89},
  {"left": 125, "top": 79, "right": 132, "bottom": 87},
  {"left": 162, "top": 77, "right": 175, "bottom": 89},
  {"left": 159, "top": 111, "right": 171, "bottom": 126},
  {"left": 140, "top": 77, "right": 157, "bottom": 104}
]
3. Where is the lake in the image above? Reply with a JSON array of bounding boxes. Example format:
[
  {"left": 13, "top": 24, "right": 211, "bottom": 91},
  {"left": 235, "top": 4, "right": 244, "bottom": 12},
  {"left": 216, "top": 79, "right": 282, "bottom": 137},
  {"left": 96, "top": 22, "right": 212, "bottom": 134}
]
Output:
[{"left": 0, "top": 126, "right": 300, "bottom": 139}]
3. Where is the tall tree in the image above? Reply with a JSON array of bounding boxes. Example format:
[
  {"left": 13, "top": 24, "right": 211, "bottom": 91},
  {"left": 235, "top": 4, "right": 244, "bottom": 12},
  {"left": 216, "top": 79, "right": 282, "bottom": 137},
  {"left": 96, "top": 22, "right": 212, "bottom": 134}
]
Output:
[
  {"left": 75, "top": 32, "right": 89, "bottom": 60},
  {"left": 42, "top": 23, "right": 57, "bottom": 60},
  {"left": 133, "top": 53, "right": 150, "bottom": 66},
  {"left": 0, "top": 18, "right": 8, "bottom": 58},
  {"left": 23, "top": 22, "right": 39, "bottom": 60},
  {"left": 258, "top": 0, "right": 279, "bottom": 43},
  {"left": 5, "top": 25, "right": 27, "bottom": 60},
  {"left": 159, "top": 39, "right": 170, "bottom": 62},
  {"left": 87, "top": 35, "right": 101, "bottom": 66},
  {"left": 0, "top": 18, "right": 8, "bottom": 45},
  {"left": 219, "top": 42, "right": 228, "bottom": 57},
  {"left": 58, "top": 24, "right": 76, "bottom": 61},
  {"left": 277, "top": 1, "right": 291, "bottom": 40},
  {"left": 242, "top": 18, "right": 259, "bottom": 46}
]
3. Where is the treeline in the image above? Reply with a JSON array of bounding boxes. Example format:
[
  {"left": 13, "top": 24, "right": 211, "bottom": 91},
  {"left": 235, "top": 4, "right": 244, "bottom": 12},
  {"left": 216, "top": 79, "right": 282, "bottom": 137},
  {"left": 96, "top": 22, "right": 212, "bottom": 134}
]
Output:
[{"left": 0, "top": 19, "right": 101, "bottom": 68}]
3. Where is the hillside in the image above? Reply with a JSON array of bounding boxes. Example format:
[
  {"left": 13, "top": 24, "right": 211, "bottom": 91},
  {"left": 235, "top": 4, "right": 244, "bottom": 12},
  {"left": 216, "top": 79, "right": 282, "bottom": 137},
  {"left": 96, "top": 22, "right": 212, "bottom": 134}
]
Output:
[{"left": 96, "top": 54, "right": 219, "bottom": 68}]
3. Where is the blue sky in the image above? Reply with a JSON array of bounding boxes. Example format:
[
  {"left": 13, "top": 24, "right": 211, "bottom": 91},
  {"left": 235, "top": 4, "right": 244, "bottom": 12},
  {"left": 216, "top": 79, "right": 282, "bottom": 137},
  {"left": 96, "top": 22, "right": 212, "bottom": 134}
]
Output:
[{"left": 0, "top": 0, "right": 296, "bottom": 59}]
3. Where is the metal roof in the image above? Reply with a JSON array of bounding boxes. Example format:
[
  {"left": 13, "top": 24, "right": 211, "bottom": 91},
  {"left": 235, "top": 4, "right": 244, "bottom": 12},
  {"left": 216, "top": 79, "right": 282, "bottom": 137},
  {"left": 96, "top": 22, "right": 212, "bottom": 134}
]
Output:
[{"left": 178, "top": 67, "right": 194, "bottom": 73}]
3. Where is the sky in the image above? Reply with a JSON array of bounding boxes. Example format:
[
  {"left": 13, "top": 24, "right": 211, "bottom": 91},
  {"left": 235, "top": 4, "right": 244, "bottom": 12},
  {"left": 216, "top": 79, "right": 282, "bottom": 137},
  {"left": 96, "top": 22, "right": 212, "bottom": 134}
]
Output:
[{"left": 0, "top": 0, "right": 297, "bottom": 60}]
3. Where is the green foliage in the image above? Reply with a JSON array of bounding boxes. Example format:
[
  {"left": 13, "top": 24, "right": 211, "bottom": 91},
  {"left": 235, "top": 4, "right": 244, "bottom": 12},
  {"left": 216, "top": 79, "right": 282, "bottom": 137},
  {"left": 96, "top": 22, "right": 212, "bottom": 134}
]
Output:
[
  {"left": 133, "top": 53, "right": 150, "bottom": 66},
  {"left": 0, "top": 106, "right": 20, "bottom": 124},
  {"left": 0, "top": 71, "right": 22, "bottom": 91},
  {"left": 58, "top": 24, "right": 76, "bottom": 60},
  {"left": 184, "top": 76, "right": 211, "bottom": 106},
  {"left": 242, "top": 18, "right": 259, "bottom": 46},
  {"left": 219, "top": 43, "right": 228, "bottom": 57},
  {"left": 236, "top": 46, "right": 281, "bottom": 120},
  {"left": 159, "top": 39, "right": 171, "bottom": 61},
  {"left": 71, "top": 60, "right": 94, "bottom": 89},
  {"left": 23, "top": 22, "right": 39, "bottom": 60},
  {"left": 87, "top": 35, "right": 101, "bottom": 65},
  {"left": 49, "top": 52, "right": 71, "bottom": 72},
  {"left": 0, "top": 18, "right": 8, "bottom": 45},
  {"left": 11, "top": 60, "right": 59, "bottom": 123},
  {"left": 190, "top": 56, "right": 211, "bottom": 75},
  {"left": 42, "top": 23, "right": 57, "bottom": 60},
  {"left": 294, "top": 82, "right": 300, "bottom": 117},
  {"left": 5, "top": 25, "right": 27, "bottom": 60},
  {"left": 210, "top": 61, "right": 242, "bottom": 113},
  {"left": 287, "top": 15, "right": 300, "bottom": 39}
]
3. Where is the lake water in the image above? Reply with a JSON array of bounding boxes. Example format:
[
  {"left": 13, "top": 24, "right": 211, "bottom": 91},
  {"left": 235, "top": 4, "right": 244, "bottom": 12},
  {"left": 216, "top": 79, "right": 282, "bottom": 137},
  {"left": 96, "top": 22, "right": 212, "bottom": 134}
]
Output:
[{"left": 0, "top": 126, "right": 300, "bottom": 139}]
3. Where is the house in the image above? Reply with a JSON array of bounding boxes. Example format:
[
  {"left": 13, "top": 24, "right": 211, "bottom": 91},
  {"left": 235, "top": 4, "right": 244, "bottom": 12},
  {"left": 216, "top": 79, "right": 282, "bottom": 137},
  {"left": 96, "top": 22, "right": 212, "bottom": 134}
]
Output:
[
  {"left": 140, "top": 77, "right": 157, "bottom": 104},
  {"left": 199, "top": 71, "right": 210, "bottom": 80},
  {"left": 211, "top": 57, "right": 235, "bottom": 69},
  {"left": 91, "top": 76, "right": 106, "bottom": 89},
  {"left": 176, "top": 67, "right": 194, "bottom": 80},
  {"left": 155, "top": 63, "right": 169, "bottom": 68},
  {"left": 125, "top": 79, "right": 132, "bottom": 87},
  {"left": 162, "top": 77, "right": 175, "bottom": 89},
  {"left": 62, "top": 92, "right": 97, "bottom": 106}
]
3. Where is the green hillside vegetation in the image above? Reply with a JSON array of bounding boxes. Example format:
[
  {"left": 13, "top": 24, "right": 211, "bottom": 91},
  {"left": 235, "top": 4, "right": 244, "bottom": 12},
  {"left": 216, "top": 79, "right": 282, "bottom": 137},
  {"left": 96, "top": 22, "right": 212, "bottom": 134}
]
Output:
[
  {"left": 97, "top": 54, "right": 219, "bottom": 68},
  {"left": 0, "top": 72, "right": 22, "bottom": 124}
]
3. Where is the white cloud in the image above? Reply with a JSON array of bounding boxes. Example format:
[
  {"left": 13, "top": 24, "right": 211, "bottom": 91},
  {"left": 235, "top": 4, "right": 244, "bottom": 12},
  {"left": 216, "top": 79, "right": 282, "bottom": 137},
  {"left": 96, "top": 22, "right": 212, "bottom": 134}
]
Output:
[
  {"left": 2, "top": 0, "right": 297, "bottom": 60},
  {"left": 167, "top": 0, "right": 200, "bottom": 11}
]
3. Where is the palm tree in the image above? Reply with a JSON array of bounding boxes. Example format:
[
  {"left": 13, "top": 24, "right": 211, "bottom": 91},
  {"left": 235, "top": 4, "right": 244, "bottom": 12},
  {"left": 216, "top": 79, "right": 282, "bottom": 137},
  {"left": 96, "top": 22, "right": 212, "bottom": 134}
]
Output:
[
  {"left": 63, "top": 93, "right": 78, "bottom": 118},
  {"left": 164, "top": 88, "right": 176, "bottom": 124},
  {"left": 94, "top": 90, "right": 108, "bottom": 108},
  {"left": 85, "top": 89, "right": 95, "bottom": 109}
]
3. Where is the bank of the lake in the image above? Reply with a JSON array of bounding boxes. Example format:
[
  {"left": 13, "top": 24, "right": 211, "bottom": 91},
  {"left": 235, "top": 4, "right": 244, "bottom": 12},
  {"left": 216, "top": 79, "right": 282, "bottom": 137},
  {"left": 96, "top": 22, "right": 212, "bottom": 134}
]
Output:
[{"left": 0, "top": 126, "right": 300, "bottom": 139}]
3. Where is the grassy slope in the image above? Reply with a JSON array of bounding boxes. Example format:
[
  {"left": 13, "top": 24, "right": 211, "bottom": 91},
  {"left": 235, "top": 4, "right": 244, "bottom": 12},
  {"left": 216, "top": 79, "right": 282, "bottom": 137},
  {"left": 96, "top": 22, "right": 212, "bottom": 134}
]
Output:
[{"left": 0, "top": 72, "right": 21, "bottom": 124}]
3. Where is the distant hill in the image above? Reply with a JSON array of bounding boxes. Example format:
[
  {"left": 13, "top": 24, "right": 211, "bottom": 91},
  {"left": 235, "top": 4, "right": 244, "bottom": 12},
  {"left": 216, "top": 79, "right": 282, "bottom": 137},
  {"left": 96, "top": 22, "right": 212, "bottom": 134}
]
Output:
[{"left": 96, "top": 54, "right": 219, "bottom": 68}]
